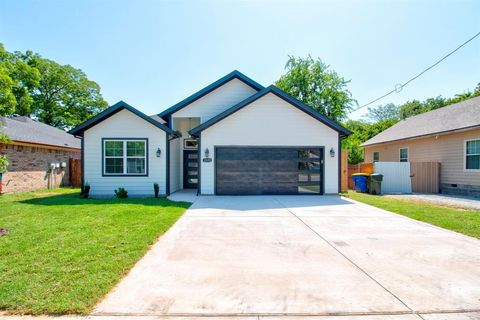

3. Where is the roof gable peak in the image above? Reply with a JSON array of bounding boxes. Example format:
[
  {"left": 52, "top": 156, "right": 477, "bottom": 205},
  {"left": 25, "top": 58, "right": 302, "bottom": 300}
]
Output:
[
  {"left": 69, "top": 100, "right": 175, "bottom": 136},
  {"left": 158, "top": 70, "right": 264, "bottom": 119}
]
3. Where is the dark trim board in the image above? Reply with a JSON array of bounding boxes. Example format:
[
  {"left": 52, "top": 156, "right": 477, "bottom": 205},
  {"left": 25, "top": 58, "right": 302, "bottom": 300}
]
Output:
[
  {"left": 101, "top": 138, "right": 149, "bottom": 177},
  {"left": 213, "top": 146, "right": 325, "bottom": 196},
  {"left": 338, "top": 133, "right": 341, "bottom": 194},
  {"left": 158, "top": 70, "right": 264, "bottom": 119},
  {"left": 81, "top": 137, "right": 85, "bottom": 192},
  {"left": 189, "top": 85, "right": 351, "bottom": 137},
  {"left": 166, "top": 134, "right": 170, "bottom": 195},
  {"left": 197, "top": 133, "right": 201, "bottom": 195}
]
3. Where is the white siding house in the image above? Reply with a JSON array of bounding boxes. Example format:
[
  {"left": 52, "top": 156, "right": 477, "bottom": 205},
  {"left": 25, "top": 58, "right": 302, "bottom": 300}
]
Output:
[{"left": 71, "top": 70, "right": 350, "bottom": 197}]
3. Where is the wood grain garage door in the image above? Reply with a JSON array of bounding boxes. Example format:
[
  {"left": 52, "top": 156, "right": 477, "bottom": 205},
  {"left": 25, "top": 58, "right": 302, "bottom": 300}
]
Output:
[{"left": 215, "top": 147, "right": 324, "bottom": 195}]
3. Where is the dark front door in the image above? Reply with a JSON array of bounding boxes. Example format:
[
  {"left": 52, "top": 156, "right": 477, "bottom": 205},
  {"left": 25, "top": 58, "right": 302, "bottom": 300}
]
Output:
[
  {"left": 183, "top": 150, "right": 198, "bottom": 189},
  {"left": 215, "top": 147, "right": 324, "bottom": 195}
]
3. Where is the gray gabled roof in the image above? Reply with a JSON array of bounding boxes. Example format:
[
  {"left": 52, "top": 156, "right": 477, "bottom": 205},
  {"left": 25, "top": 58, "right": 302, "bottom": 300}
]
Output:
[
  {"left": 0, "top": 116, "right": 80, "bottom": 149},
  {"left": 361, "top": 96, "right": 480, "bottom": 147}
]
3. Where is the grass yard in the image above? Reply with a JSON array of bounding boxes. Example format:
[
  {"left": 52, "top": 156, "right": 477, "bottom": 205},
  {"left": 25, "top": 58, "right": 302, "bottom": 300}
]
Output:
[
  {"left": 0, "top": 188, "right": 191, "bottom": 315},
  {"left": 346, "top": 191, "right": 480, "bottom": 239}
]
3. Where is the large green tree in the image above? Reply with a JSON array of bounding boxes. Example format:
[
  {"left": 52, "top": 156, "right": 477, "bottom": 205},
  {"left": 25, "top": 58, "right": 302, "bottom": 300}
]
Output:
[
  {"left": 366, "top": 103, "right": 400, "bottom": 122},
  {"left": 28, "top": 57, "right": 108, "bottom": 128},
  {"left": 275, "top": 56, "right": 356, "bottom": 122},
  {"left": 342, "top": 119, "right": 398, "bottom": 164},
  {"left": 0, "top": 43, "right": 108, "bottom": 129}
]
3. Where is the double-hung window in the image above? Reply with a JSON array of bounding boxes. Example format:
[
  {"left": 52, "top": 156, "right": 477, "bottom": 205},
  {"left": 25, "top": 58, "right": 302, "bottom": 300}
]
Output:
[
  {"left": 465, "top": 139, "right": 480, "bottom": 170},
  {"left": 399, "top": 148, "right": 408, "bottom": 162},
  {"left": 104, "top": 139, "right": 147, "bottom": 175}
]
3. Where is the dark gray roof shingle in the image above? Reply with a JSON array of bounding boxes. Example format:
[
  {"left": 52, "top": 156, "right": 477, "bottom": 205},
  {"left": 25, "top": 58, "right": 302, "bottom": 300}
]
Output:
[
  {"left": 0, "top": 116, "right": 80, "bottom": 149},
  {"left": 361, "top": 96, "right": 480, "bottom": 146}
]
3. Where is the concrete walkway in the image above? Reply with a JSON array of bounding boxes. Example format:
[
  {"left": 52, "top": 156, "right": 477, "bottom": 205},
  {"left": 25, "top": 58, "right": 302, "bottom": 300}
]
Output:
[{"left": 92, "top": 195, "right": 480, "bottom": 319}]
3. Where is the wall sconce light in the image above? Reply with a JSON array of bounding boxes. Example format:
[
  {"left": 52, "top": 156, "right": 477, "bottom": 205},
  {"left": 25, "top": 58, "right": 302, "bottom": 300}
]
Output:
[
  {"left": 330, "top": 148, "right": 335, "bottom": 157},
  {"left": 156, "top": 148, "right": 161, "bottom": 158},
  {"left": 205, "top": 148, "right": 210, "bottom": 158}
]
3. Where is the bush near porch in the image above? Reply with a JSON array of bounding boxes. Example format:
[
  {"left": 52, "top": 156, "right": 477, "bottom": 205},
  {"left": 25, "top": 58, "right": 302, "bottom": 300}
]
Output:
[{"left": 0, "top": 188, "right": 190, "bottom": 315}]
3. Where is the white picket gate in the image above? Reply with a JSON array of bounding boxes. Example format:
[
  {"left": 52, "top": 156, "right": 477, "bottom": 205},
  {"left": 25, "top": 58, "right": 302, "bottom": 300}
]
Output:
[{"left": 374, "top": 162, "right": 412, "bottom": 194}]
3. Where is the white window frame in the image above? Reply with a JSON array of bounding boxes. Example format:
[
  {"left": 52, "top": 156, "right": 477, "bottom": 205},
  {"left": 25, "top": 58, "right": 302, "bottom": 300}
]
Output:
[
  {"left": 399, "top": 147, "right": 409, "bottom": 162},
  {"left": 373, "top": 151, "right": 380, "bottom": 162},
  {"left": 103, "top": 139, "right": 148, "bottom": 176},
  {"left": 464, "top": 139, "right": 480, "bottom": 172}
]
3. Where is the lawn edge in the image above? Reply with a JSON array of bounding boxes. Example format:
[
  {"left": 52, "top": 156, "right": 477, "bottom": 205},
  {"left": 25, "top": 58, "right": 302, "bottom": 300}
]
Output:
[{"left": 341, "top": 195, "right": 480, "bottom": 241}]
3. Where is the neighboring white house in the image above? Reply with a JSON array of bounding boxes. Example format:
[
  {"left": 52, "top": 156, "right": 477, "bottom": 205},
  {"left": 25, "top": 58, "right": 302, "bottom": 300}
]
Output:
[{"left": 70, "top": 71, "right": 350, "bottom": 197}]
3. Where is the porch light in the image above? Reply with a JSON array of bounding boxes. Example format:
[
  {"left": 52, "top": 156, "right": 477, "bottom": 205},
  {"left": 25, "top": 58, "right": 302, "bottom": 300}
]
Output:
[
  {"left": 156, "top": 148, "right": 161, "bottom": 158},
  {"left": 205, "top": 148, "right": 210, "bottom": 158},
  {"left": 330, "top": 148, "right": 335, "bottom": 157}
]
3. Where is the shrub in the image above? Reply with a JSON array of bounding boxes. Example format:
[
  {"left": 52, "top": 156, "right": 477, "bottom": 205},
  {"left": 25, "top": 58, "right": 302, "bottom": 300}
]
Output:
[
  {"left": 114, "top": 187, "right": 128, "bottom": 198},
  {"left": 0, "top": 155, "right": 9, "bottom": 174},
  {"left": 153, "top": 183, "right": 159, "bottom": 198}
]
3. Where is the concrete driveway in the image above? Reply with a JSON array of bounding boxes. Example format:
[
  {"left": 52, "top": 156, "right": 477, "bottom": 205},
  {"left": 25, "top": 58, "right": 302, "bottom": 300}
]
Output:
[{"left": 93, "top": 195, "right": 480, "bottom": 319}]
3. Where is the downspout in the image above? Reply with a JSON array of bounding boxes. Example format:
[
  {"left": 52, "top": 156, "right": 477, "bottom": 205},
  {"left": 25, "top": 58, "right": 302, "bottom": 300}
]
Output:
[{"left": 80, "top": 136, "right": 85, "bottom": 194}]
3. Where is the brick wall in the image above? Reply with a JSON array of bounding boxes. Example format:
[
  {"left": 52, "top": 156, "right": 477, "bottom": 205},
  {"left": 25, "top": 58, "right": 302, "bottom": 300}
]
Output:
[{"left": 0, "top": 143, "right": 81, "bottom": 193}]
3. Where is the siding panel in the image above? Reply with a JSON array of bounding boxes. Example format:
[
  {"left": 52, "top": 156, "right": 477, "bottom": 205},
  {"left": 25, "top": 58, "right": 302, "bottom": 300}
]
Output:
[{"left": 172, "top": 78, "right": 258, "bottom": 123}]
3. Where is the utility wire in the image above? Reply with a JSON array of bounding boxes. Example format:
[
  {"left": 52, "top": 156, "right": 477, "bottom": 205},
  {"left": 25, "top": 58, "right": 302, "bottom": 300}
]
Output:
[{"left": 351, "top": 30, "right": 480, "bottom": 113}]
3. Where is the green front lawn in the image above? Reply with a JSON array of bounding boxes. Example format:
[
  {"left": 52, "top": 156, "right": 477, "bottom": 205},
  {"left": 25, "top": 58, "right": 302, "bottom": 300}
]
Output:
[
  {"left": 0, "top": 189, "right": 190, "bottom": 315},
  {"left": 345, "top": 191, "right": 480, "bottom": 239}
]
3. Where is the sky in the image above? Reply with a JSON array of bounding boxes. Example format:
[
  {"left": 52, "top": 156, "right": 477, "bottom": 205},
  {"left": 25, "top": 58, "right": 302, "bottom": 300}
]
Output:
[{"left": 1, "top": 0, "right": 479, "bottom": 120}]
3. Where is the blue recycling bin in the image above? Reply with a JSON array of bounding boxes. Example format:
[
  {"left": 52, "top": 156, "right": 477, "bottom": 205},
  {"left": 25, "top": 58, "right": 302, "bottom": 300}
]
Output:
[{"left": 352, "top": 173, "right": 369, "bottom": 193}]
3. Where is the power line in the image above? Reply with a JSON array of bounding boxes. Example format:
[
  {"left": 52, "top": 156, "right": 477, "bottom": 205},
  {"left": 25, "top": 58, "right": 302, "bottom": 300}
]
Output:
[{"left": 351, "top": 30, "right": 480, "bottom": 113}]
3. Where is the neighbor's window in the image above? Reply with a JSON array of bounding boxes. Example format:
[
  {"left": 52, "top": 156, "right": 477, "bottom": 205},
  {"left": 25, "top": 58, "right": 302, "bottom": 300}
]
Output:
[
  {"left": 466, "top": 140, "right": 480, "bottom": 170},
  {"left": 104, "top": 139, "right": 147, "bottom": 175},
  {"left": 399, "top": 148, "right": 408, "bottom": 162},
  {"left": 373, "top": 151, "right": 380, "bottom": 162}
]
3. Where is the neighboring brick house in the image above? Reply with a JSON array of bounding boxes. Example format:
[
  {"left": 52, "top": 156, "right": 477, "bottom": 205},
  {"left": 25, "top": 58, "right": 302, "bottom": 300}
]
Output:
[{"left": 0, "top": 116, "right": 81, "bottom": 193}]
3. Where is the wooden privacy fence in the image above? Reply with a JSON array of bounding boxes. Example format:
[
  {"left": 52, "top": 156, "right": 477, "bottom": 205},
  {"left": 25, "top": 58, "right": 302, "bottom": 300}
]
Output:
[
  {"left": 69, "top": 158, "right": 81, "bottom": 187},
  {"left": 410, "top": 162, "right": 440, "bottom": 193}
]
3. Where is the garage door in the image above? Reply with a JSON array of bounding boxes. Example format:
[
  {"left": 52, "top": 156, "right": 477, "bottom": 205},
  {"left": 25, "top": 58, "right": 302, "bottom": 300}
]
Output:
[{"left": 215, "top": 147, "right": 324, "bottom": 195}]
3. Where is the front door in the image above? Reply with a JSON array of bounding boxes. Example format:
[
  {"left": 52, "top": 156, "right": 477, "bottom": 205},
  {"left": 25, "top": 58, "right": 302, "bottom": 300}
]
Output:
[{"left": 183, "top": 150, "right": 198, "bottom": 189}]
